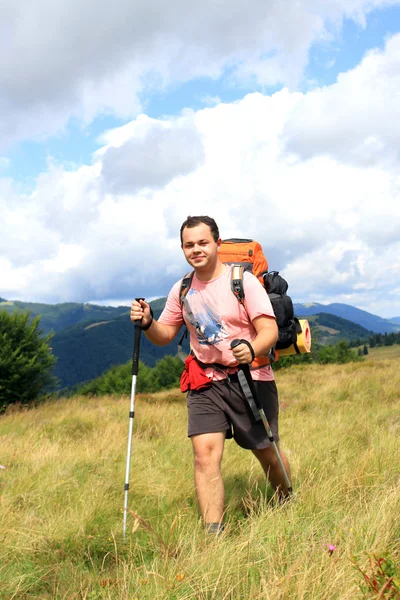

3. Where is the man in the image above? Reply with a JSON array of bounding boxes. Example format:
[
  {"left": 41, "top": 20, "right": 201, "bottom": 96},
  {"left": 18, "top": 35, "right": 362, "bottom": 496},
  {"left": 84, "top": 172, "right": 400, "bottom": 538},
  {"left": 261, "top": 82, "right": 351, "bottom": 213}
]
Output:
[{"left": 130, "top": 215, "right": 291, "bottom": 534}]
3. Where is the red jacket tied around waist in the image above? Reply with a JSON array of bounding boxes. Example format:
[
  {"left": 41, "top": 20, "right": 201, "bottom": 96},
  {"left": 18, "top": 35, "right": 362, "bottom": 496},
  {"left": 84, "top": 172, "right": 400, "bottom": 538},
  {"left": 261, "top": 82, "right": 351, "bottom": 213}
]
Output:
[{"left": 180, "top": 355, "right": 212, "bottom": 392}]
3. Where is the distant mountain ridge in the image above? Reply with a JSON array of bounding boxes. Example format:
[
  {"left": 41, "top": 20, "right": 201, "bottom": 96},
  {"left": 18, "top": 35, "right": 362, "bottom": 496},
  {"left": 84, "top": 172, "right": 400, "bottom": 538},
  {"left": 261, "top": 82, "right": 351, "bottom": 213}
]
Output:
[
  {"left": 1, "top": 297, "right": 398, "bottom": 335},
  {"left": 294, "top": 302, "right": 400, "bottom": 334},
  {"left": 306, "top": 312, "right": 372, "bottom": 345},
  {"left": 0, "top": 299, "right": 129, "bottom": 333}
]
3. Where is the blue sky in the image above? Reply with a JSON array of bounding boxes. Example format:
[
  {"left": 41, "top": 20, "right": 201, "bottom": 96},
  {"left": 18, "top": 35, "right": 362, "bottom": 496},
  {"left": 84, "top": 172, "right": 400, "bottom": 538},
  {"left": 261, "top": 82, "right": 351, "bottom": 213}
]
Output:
[{"left": 1, "top": 1, "right": 400, "bottom": 317}]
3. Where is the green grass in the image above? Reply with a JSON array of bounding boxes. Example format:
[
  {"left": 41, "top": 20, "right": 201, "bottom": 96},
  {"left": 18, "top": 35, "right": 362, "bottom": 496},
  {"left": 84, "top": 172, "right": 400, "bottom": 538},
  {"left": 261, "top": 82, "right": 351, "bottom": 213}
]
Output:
[
  {"left": 367, "top": 344, "right": 400, "bottom": 361},
  {"left": 0, "top": 356, "right": 399, "bottom": 599}
]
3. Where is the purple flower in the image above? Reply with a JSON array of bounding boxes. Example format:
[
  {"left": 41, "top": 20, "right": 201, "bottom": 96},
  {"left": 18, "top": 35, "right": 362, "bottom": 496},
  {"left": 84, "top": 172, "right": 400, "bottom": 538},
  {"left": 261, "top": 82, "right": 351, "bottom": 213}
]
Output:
[{"left": 327, "top": 544, "right": 336, "bottom": 555}]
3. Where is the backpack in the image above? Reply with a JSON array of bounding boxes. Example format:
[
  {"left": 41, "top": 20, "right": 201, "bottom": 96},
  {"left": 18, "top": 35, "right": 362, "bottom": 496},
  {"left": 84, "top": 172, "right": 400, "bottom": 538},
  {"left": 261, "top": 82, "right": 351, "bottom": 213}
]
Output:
[
  {"left": 219, "top": 239, "right": 301, "bottom": 351},
  {"left": 179, "top": 238, "right": 301, "bottom": 357}
]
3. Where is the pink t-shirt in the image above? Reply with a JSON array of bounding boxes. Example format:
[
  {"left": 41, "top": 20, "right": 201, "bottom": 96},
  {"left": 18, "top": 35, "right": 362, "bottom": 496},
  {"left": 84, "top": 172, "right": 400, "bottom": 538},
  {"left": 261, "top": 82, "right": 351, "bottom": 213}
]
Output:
[{"left": 159, "top": 265, "right": 276, "bottom": 381}]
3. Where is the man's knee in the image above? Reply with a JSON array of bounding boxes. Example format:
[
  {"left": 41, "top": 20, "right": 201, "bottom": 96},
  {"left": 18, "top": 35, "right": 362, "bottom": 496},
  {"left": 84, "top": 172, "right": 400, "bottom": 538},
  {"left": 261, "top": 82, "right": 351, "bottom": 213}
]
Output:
[
  {"left": 252, "top": 446, "right": 280, "bottom": 469},
  {"left": 192, "top": 433, "right": 224, "bottom": 472}
]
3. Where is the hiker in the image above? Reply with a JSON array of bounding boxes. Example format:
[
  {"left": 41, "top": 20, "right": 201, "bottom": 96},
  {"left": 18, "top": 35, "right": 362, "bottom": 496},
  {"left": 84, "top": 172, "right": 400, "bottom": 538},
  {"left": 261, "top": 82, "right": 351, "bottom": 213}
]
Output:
[{"left": 130, "top": 215, "right": 291, "bottom": 533}]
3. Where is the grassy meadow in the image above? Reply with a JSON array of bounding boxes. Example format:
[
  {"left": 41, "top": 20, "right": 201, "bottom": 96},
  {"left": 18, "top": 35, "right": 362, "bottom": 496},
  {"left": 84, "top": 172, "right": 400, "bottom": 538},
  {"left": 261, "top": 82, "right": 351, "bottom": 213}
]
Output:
[{"left": 0, "top": 347, "right": 399, "bottom": 599}]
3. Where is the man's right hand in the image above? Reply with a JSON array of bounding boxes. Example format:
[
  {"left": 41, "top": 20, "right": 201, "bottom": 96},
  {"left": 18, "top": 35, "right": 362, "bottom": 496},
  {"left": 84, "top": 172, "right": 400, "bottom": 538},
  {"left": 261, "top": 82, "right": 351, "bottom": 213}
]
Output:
[{"left": 130, "top": 299, "right": 152, "bottom": 328}]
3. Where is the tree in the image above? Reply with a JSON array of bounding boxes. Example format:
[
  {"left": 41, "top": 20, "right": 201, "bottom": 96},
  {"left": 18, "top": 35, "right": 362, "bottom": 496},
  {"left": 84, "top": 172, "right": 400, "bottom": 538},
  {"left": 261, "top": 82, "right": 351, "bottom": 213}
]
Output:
[
  {"left": 363, "top": 345, "right": 369, "bottom": 355},
  {"left": 0, "top": 311, "right": 56, "bottom": 411},
  {"left": 153, "top": 355, "right": 183, "bottom": 389},
  {"left": 317, "top": 341, "right": 359, "bottom": 365}
]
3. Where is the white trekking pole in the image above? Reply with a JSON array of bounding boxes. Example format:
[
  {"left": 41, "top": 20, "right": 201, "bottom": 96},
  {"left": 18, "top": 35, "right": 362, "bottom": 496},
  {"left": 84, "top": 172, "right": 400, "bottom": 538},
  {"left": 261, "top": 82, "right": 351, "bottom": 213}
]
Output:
[{"left": 123, "top": 300, "right": 143, "bottom": 540}]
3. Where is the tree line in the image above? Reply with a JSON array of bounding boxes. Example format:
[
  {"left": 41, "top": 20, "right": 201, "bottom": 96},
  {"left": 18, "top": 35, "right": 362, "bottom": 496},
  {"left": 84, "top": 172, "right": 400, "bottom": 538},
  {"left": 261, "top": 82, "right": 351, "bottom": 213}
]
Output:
[{"left": 349, "top": 331, "right": 400, "bottom": 349}]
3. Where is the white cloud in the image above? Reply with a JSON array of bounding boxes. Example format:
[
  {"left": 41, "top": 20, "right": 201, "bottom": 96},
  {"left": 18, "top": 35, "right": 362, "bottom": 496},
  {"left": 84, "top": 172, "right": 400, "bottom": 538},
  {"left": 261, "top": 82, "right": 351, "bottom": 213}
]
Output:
[
  {"left": 1, "top": 33, "right": 400, "bottom": 317},
  {"left": 1, "top": 0, "right": 400, "bottom": 148},
  {"left": 100, "top": 114, "right": 205, "bottom": 194},
  {"left": 282, "top": 34, "right": 400, "bottom": 167}
]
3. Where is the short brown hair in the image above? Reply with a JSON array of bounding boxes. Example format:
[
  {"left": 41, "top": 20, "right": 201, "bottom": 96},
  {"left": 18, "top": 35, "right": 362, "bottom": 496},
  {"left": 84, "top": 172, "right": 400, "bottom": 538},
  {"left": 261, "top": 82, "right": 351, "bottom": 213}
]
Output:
[{"left": 180, "top": 216, "right": 220, "bottom": 244}]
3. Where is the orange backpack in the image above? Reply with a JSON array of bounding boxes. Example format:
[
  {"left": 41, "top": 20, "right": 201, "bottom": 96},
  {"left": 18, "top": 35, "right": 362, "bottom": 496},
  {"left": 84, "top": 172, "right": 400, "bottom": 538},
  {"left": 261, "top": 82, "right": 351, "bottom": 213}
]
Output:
[{"left": 219, "top": 238, "right": 268, "bottom": 286}]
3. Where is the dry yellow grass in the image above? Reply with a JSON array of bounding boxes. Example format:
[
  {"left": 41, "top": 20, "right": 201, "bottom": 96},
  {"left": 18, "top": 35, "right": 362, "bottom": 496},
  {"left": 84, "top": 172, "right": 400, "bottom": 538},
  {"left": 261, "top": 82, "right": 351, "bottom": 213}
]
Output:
[{"left": 0, "top": 349, "right": 399, "bottom": 599}]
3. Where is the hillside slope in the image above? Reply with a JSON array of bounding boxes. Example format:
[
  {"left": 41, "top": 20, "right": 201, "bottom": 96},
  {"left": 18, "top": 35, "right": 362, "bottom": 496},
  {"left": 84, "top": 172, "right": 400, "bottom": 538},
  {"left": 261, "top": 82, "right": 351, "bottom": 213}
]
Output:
[
  {"left": 52, "top": 306, "right": 187, "bottom": 389},
  {"left": 307, "top": 312, "right": 372, "bottom": 345}
]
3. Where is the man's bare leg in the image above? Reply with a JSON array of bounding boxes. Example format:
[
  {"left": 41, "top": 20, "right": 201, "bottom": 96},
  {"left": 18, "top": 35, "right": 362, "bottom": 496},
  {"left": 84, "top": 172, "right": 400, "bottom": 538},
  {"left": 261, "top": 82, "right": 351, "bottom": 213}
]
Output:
[
  {"left": 191, "top": 432, "right": 225, "bottom": 526},
  {"left": 252, "top": 444, "right": 291, "bottom": 498}
]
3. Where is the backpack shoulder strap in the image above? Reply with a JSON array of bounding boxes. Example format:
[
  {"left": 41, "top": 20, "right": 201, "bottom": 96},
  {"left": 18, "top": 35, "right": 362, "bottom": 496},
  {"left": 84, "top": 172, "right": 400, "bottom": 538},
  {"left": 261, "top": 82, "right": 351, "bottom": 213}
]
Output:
[
  {"left": 178, "top": 271, "right": 194, "bottom": 362},
  {"left": 231, "top": 265, "right": 245, "bottom": 305},
  {"left": 179, "top": 271, "right": 195, "bottom": 304}
]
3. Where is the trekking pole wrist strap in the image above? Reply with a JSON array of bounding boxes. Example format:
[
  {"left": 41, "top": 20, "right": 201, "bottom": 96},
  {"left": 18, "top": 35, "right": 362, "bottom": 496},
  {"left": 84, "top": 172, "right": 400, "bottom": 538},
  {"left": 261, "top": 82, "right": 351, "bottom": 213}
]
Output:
[
  {"left": 236, "top": 339, "right": 256, "bottom": 362},
  {"left": 140, "top": 307, "right": 154, "bottom": 331}
]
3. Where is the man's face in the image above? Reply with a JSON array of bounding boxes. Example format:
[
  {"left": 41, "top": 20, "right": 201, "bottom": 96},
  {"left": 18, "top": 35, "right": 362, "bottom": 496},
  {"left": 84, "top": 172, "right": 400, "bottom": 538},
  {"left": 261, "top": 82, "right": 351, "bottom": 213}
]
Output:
[{"left": 181, "top": 223, "right": 221, "bottom": 271}]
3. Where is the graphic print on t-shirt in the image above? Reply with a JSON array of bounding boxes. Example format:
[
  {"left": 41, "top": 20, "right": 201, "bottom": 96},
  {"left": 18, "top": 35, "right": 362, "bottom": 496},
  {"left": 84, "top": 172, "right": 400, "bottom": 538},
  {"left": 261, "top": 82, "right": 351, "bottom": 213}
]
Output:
[{"left": 187, "top": 289, "right": 229, "bottom": 345}]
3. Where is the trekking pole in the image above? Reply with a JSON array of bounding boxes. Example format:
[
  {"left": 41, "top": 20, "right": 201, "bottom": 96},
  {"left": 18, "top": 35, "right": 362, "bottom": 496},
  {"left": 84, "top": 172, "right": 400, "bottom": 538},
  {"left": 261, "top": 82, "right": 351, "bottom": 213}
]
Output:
[
  {"left": 123, "top": 299, "right": 143, "bottom": 540},
  {"left": 231, "top": 339, "right": 293, "bottom": 496}
]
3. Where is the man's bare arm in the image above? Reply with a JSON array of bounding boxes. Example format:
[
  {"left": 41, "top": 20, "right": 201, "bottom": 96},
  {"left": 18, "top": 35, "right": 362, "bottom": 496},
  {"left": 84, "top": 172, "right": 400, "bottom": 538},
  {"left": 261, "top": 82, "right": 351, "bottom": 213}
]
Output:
[
  {"left": 231, "top": 315, "right": 278, "bottom": 364},
  {"left": 251, "top": 315, "right": 279, "bottom": 357}
]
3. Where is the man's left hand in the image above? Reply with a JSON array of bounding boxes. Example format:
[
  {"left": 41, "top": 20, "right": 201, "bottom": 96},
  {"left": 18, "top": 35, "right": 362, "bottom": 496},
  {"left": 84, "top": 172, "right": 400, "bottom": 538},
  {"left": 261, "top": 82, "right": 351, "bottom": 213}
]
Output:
[{"left": 231, "top": 342, "right": 253, "bottom": 364}]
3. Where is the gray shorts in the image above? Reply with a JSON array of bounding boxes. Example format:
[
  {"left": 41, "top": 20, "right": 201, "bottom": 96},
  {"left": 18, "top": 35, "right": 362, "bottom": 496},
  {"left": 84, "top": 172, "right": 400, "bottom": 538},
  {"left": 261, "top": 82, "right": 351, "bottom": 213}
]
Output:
[{"left": 187, "top": 375, "right": 279, "bottom": 450}]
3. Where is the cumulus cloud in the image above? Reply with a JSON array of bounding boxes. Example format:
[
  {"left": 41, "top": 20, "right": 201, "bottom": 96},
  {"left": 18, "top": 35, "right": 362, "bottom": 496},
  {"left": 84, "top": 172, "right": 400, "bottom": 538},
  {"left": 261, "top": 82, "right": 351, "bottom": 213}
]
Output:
[
  {"left": 1, "top": 33, "right": 400, "bottom": 317},
  {"left": 282, "top": 34, "right": 400, "bottom": 167},
  {"left": 100, "top": 115, "right": 205, "bottom": 194},
  {"left": 1, "top": 0, "right": 399, "bottom": 148}
]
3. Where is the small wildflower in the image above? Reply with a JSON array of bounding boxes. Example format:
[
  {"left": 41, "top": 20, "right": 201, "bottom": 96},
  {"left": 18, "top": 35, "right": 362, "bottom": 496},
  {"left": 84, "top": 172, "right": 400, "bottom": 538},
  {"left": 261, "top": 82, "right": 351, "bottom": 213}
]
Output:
[
  {"left": 327, "top": 544, "right": 336, "bottom": 556},
  {"left": 0, "top": 465, "right": 6, "bottom": 470},
  {"left": 176, "top": 573, "right": 185, "bottom": 582}
]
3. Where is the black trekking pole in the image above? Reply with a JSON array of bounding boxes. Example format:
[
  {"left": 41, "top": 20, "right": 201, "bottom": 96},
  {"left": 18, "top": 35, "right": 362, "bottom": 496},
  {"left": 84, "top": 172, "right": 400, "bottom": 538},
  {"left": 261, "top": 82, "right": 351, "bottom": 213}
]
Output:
[
  {"left": 230, "top": 339, "right": 293, "bottom": 496},
  {"left": 123, "top": 299, "right": 143, "bottom": 540}
]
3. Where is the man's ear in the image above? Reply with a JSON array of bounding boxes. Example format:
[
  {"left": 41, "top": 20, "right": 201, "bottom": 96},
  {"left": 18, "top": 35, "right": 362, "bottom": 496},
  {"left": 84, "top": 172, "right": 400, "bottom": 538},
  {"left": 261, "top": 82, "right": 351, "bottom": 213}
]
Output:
[{"left": 217, "top": 238, "right": 222, "bottom": 250}]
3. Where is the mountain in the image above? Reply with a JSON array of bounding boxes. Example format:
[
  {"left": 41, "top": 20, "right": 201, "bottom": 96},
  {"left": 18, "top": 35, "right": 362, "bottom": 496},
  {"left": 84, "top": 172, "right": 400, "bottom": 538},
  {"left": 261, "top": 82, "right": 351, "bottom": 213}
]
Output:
[
  {"left": 294, "top": 302, "right": 400, "bottom": 334},
  {"left": 51, "top": 308, "right": 370, "bottom": 389},
  {"left": 2, "top": 296, "right": 397, "bottom": 335},
  {"left": 0, "top": 299, "right": 129, "bottom": 333},
  {"left": 51, "top": 303, "right": 188, "bottom": 390},
  {"left": 306, "top": 313, "right": 372, "bottom": 345},
  {"left": 52, "top": 310, "right": 371, "bottom": 390}
]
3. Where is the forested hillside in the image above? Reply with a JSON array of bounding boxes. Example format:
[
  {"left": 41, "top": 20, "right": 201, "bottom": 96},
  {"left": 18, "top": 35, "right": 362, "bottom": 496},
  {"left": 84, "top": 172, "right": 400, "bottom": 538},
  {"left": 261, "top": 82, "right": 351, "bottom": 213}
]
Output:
[
  {"left": 52, "top": 307, "right": 188, "bottom": 390},
  {"left": 307, "top": 313, "right": 372, "bottom": 345},
  {"left": 0, "top": 299, "right": 129, "bottom": 334}
]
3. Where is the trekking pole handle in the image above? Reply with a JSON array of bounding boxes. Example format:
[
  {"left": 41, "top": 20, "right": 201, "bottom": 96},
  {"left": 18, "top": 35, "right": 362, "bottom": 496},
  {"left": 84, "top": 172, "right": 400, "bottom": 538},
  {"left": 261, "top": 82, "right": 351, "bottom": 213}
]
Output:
[
  {"left": 230, "top": 339, "right": 243, "bottom": 349},
  {"left": 132, "top": 297, "right": 144, "bottom": 376},
  {"left": 230, "top": 339, "right": 255, "bottom": 362}
]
